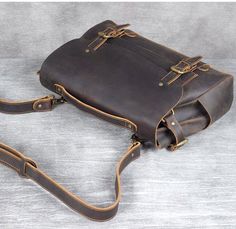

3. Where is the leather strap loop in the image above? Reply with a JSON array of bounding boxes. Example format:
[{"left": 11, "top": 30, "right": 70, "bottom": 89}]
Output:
[
  {"left": 19, "top": 158, "right": 38, "bottom": 178},
  {"left": 163, "top": 111, "right": 187, "bottom": 151},
  {"left": 0, "top": 143, "right": 37, "bottom": 178},
  {"left": 0, "top": 141, "right": 141, "bottom": 221}
]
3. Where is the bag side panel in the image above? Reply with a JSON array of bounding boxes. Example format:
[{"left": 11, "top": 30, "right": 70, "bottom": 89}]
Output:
[{"left": 198, "top": 74, "right": 233, "bottom": 124}]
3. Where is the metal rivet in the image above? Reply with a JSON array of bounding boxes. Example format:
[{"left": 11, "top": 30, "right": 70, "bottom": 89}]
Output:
[
  {"left": 85, "top": 49, "right": 90, "bottom": 53},
  {"left": 38, "top": 104, "right": 42, "bottom": 108},
  {"left": 171, "top": 121, "right": 176, "bottom": 126},
  {"left": 158, "top": 82, "right": 164, "bottom": 87},
  {"left": 57, "top": 87, "right": 62, "bottom": 93}
]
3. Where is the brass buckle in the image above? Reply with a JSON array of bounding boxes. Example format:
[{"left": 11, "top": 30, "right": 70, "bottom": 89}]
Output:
[
  {"left": 98, "top": 25, "right": 128, "bottom": 39},
  {"left": 171, "top": 60, "right": 192, "bottom": 74},
  {"left": 170, "top": 56, "right": 203, "bottom": 75},
  {"left": 169, "top": 139, "right": 188, "bottom": 151},
  {"left": 98, "top": 24, "right": 136, "bottom": 40},
  {"left": 90, "top": 24, "right": 137, "bottom": 51}
]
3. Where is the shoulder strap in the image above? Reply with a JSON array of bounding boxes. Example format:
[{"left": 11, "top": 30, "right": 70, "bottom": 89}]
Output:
[
  {"left": 0, "top": 94, "right": 141, "bottom": 221},
  {"left": 0, "top": 141, "right": 141, "bottom": 221},
  {"left": 0, "top": 95, "right": 65, "bottom": 113}
]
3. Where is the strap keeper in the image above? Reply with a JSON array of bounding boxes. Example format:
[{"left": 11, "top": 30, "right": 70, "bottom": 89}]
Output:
[
  {"left": 33, "top": 95, "right": 54, "bottom": 112},
  {"left": 19, "top": 157, "right": 37, "bottom": 178}
]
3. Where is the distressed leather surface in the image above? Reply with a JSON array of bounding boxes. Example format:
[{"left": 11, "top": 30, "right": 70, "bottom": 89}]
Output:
[
  {"left": 0, "top": 19, "right": 234, "bottom": 222},
  {"left": 39, "top": 20, "right": 234, "bottom": 145}
]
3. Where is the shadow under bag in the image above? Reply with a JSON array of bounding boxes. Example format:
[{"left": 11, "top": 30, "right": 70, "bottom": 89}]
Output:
[{"left": 0, "top": 20, "right": 233, "bottom": 221}]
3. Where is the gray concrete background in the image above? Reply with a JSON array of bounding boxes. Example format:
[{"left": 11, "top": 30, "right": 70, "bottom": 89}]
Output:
[
  {"left": 0, "top": 3, "right": 236, "bottom": 229},
  {"left": 0, "top": 2, "right": 236, "bottom": 59}
]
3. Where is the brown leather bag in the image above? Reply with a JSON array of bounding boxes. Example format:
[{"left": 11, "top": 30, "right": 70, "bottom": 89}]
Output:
[{"left": 0, "top": 20, "right": 233, "bottom": 221}]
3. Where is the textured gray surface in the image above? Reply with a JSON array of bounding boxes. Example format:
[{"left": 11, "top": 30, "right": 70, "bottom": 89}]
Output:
[
  {"left": 0, "top": 2, "right": 236, "bottom": 59},
  {"left": 0, "top": 2, "right": 236, "bottom": 229}
]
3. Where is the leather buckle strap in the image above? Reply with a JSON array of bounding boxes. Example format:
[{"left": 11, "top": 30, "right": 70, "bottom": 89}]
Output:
[
  {"left": 87, "top": 24, "right": 137, "bottom": 51},
  {"left": 170, "top": 56, "right": 202, "bottom": 75},
  {"left": 162, "top": 110, "right": 188, "bottom": 151},
  {"left": 98, "top": 24, "right": 130, "bottom": 39},
  {"left": 160, "top": 56, "right": 203, "bottom": 86}
]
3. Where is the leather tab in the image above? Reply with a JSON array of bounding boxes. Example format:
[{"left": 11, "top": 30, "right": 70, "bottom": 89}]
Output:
[
  {"left": 163, "top": 110, "right": 187, "bottom": 151},
  {"left": 33, "top": 95, "right": 54, "bottom": 112}
]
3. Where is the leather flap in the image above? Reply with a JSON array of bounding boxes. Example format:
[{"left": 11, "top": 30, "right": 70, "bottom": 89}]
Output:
[{"left": 39, "top": 21, "right": 183, "bottom": 143}]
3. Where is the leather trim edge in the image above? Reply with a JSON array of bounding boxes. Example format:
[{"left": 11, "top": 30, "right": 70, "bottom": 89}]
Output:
[{"left": 54, "top": 84, "right": 138, "bottom": 132}]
